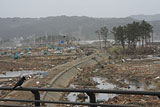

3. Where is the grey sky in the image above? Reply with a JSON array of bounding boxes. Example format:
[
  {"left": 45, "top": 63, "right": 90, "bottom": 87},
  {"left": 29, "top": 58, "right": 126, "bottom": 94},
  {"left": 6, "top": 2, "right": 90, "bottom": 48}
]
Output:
[{"left": 0, "top": 0, "right": 159, "bottom": 18}]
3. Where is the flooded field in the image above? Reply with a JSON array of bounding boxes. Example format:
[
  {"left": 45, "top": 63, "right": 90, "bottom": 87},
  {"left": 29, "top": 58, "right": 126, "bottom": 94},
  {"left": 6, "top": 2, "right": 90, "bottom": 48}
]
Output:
[
  {"left": 65, "top": 76, "right": 157, "bottom": 103},
  {"left": 66, "top": 77, "right": 117, "bottom": 102},
  {"left": 0, "top": 70, "right": 46, "bottom": 78},
  {"left": 61, "top": 56, "right": 160, "bottom": 107}
]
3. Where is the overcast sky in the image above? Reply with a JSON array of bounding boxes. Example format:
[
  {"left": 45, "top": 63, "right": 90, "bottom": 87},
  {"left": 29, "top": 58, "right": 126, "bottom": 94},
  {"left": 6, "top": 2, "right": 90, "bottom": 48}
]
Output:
[{"left": 0, "top": 0, "right": 159, "bottom": 18}]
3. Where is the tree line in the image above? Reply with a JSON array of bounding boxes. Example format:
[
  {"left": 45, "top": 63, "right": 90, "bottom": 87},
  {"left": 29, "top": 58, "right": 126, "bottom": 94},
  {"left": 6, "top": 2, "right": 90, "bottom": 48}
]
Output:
[{"left": 96, "top": 20, "right": 153, "bottom": 50}]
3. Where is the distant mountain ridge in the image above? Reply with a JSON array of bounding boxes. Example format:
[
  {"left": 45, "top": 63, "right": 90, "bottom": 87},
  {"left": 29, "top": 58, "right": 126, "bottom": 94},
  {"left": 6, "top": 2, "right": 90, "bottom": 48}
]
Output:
[
  {"left": 0, "top": 15, "right": 160, "bottom": 40},
  {"left": 130, "top": 14, "right": 160, "bottom": 21},
  {"left": 0, "top": 16, "right": 135, "bottom": 40}
]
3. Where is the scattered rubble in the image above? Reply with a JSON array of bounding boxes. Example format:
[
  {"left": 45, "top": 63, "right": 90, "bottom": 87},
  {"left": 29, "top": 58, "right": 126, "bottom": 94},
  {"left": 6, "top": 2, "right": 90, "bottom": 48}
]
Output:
[{"left": 61, "top": 56, "right": 160, "bottom": 107}]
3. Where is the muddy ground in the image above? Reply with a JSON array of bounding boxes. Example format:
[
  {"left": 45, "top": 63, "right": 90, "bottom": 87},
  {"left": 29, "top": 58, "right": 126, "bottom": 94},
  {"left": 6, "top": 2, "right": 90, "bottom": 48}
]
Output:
[
  {"left": 0, "top": 46, "right": 96, "bottom": 106},
  {"left": 0, "top": 55, "right": 77, "bottom": 71},
  {"left": 60, "top": 57, "right": 160, "bottom": 107},
  {"left": 0, "top": 55, "right": 77, "bottom": 100},
  {"left": 1, "top": 45, "right": 160, "bottom": 106},
  {"left": 0, "top": 47, "right": 82, "bottom": 102}
]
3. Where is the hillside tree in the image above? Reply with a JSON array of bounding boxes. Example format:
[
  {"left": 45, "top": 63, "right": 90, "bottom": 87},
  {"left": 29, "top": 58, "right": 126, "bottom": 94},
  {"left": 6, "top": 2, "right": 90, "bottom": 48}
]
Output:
[{"left": 112, "top": 26, "right": 126, "bottom": 49}]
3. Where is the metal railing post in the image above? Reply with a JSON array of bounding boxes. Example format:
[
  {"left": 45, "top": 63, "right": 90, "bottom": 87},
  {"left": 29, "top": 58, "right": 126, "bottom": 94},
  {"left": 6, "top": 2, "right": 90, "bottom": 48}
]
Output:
[
  {"left": 0, "top": 87, "right": 159, "bottom": 106},
  {"left": 31, "top": 90, "right": 40, "bottom": 106},
  {"left": 86, "top": 92, "right": 96, "bottom": 107}
]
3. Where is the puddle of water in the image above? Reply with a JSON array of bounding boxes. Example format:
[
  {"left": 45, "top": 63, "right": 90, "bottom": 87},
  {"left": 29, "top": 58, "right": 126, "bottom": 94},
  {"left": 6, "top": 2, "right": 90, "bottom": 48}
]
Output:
[
  {"left": 92, "top": 77, "right": 116, "bottom": 89},
  {"left": 66, "top": 77, "right": 156, "bottom": 102},
  {"left": 92, "top": 77, "right": 117, "bottom": 101},
  {"left": 67, "top": 77, "right": 117, "bottom": 102},
  {"left": 67, "top": 93, "right": 80, "bottom": 102},
  {"left": 66, "top": 84, "right": 89, "bottom": 102},
  {"left": 124, "top": 79, "right": 155, "bottom": 90},
  {"left": 124, "top": 79, "right": 143, "bottom": 90},
  {"left": 0, "top": 70, "right": 46, "bottom": 78}
]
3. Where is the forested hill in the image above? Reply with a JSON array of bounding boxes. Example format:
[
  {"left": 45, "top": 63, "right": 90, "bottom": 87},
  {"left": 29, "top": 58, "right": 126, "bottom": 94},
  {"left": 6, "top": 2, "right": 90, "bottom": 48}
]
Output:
[
  {"left": 130, "top": 14, "right": 160, "bottom": 21},
  {"left": 0, "top": 16, "right": 160, "bottom": 40}
]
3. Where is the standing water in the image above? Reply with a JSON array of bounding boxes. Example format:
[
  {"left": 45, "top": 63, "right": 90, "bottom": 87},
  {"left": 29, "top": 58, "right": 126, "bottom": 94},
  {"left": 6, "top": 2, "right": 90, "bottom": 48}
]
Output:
[
  {"left": 66, "top": 77, "right": 117, "bottom": 102},
  {"left": 0, "top": 70, "right": 46, "bottom": 78},
  {"left": 66, "top": 77, "right": 156, "bottom": 102}
]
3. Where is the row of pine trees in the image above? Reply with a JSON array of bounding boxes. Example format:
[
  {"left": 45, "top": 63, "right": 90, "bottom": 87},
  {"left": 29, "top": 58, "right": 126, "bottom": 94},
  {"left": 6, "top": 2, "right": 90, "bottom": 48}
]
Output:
[{"left": 112, "top": 20, "right": 153, "bottom": 50}]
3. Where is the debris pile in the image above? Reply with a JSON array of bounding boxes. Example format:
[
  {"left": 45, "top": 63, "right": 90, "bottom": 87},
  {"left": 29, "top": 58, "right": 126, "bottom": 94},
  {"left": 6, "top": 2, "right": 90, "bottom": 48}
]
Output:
[{"left": 62, "top": 56, "right": 160, "bottom": 106}]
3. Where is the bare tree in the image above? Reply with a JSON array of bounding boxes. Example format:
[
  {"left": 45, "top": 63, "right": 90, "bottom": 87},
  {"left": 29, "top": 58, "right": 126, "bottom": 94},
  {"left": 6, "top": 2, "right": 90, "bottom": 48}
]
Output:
[
  {"left": 99, "top": 26, "right": 109, "bottom": 49},
  {"left": 95, "top": 30, "right": 101, "bottom": 49}
]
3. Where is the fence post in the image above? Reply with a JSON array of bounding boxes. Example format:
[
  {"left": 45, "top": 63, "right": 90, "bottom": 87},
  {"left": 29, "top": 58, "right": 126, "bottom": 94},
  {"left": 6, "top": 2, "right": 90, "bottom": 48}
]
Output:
[
  {"left": 31, "top": 90, "right": 40, "bottom": 106},
  {"left": 86, "top": 92, "right": 96, "bottom": 107}
]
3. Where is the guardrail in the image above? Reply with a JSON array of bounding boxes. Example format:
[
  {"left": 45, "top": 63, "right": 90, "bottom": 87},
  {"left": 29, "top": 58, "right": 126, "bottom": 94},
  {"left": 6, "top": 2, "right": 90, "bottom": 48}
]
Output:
[{"left": 0, "top": 87, "right": 160, "bottom": 107}]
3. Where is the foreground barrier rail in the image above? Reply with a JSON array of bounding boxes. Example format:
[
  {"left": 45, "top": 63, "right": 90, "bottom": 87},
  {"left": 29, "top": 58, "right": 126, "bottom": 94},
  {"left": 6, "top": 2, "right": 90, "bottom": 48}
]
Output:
[{"left": 0, "top": 87, "right": 159, "bottom": 107}]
